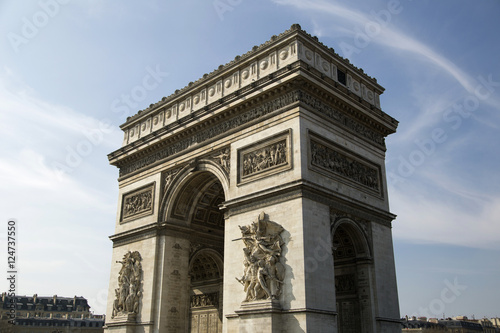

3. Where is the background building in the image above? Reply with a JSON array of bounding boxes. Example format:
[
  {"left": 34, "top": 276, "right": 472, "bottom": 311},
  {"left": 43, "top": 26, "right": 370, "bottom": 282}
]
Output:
[
  {"left": 402, "top": 316, "right": 500, "bottom": 333},
  {"left": 0, "top": 293, "right": 104, "bottom": 333}
]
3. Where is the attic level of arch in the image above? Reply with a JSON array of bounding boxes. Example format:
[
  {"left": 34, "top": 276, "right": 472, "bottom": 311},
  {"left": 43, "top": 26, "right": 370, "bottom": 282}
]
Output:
[
  {"left": 110, "top": 76, "right": 397, "bottom": 180},
  {"left": 121, "top": 24, "right": 383, "bottom": 128}
]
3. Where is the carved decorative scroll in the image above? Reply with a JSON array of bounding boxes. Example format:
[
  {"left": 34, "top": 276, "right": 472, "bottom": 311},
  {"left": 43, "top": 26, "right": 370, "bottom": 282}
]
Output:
[
  {"left": 121, "top": 183, "right": 155, "bottom": 222},
  {"left": 235, "top": 212, "right": 285, "bottom": 302},
  {"left": 310, "top": 135, "right": 381, "bottom": 193},
  {"left": 238, "top": 130, "right": 291, "bottom": 184},
  {"left": 112, "top": 251, "right": 142, "bottom": 318}
]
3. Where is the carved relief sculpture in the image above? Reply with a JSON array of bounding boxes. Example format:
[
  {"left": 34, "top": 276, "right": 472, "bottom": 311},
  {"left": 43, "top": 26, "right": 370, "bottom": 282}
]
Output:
[
  {"left": 112, "top": 251, "right": 143, "bottom": 318},
  {"left": 335, "top": 274, "right": 356, "bottom": 293},
  {"left": 310, "top": 139, "right": 380, "bottom": 192},
  {"left": 163, "top": 169, "right": 179, "bottom": 193},
  {"left": 211, "top": 147, "right": 230, "bottom": 173},
  {"left": 235, "top": 212, "right": 285, "bottom": 302},
  {"left": 190, "top": 292, "right": 219, "bottom": 308},
  {"left": 123, "top": 191, "right": 152, "bottom": 218},
  {"left": 242, "top": 140, "right": 287, "bottom": 177},
  {"left": 238, "top": 131, "right": 291, "bottom": 184},
  {"left": 121, "top": 184, "right": 155, "bottom": 221}
]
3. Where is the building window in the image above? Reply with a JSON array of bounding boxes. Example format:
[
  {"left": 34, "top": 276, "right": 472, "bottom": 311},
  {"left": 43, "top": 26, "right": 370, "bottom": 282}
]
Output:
[{"left": 337, "top": 69, "right": 346, "bottom": 85}]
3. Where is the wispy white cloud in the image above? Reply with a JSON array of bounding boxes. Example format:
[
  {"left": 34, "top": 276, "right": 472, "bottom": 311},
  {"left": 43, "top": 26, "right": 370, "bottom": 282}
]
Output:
[
  {"left": 390, "top": 180, "right": 500, "bottom": 250},
  {"left": 273, "top": 0, "right": 500, "bottom": 142},
  {"left": 0, "top": 70, "right": 117, "bottom": 313},
  {"left": 273, "top": 0, "right": 475, "bottom": 92},
  {"left": 273, "top": 0, "right": 500, "bottom": 251},
  {"left": 1, "top": 71, "right": 120, "bottom": 148}
]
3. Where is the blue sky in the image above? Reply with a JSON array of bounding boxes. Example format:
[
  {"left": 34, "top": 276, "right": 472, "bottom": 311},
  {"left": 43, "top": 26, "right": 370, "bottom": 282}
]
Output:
[{"left": 0, "top": 0, "right": 499, "bottom": 318}]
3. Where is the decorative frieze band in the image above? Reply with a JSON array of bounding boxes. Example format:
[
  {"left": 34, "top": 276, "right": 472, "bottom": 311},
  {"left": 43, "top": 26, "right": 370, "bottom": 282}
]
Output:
[
  {"left": 310, "top": 134, "right": 381, "bottom": 194},
  {"left": 121, "top": 183, "right": 155, "bottom": 222},
  {"left": 118, "top": 89, "right": 385, "bottom": 177}
]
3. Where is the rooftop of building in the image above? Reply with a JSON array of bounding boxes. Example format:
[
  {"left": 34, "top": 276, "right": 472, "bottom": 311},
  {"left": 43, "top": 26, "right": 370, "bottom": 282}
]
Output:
[{"left": 1, "top": 293, "right": 91, "bottom": 312}]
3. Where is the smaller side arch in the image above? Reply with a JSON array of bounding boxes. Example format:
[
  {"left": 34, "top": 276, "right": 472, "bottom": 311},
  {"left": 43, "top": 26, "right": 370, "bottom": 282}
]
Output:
[
  {"left": 331, "top": 217, "right": 376, "bottom": 333},
  {"left": 188, "top": 248, "right": 224, "bottom": 333},
  {"left": 189, "top": 248, "right": 224, "bottom": 283},
  {"left": 331, "top": 217, "right": 371, "bottom": 260}
]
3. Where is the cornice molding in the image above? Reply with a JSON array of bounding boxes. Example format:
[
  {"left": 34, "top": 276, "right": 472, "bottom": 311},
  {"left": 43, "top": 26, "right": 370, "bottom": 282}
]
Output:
[
  {"left": 221, "top": 180, "right": 395, "bottom": 226},
  {"left": 112, "top": 80, "right": 395, "bottom": 179},
  {"left": 109, "top": 220, "right": 225, "bottom": 248}
]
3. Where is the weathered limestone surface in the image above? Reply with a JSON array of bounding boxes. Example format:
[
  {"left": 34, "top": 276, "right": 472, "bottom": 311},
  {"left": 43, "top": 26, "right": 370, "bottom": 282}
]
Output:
[{"left": 104, "top": 24, "right": 400, "bottom": 333}]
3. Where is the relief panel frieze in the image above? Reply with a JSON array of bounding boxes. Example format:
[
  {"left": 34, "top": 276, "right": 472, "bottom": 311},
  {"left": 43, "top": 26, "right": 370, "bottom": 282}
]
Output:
[
  {"left": 238, "top": 130, "right": 292, "bottom": 184},
  {"left": 309, "top": 132, "right": 382, "bottom": 196},
  {"left": 120, "top": 183, "right": 155, "bottom": 223}
]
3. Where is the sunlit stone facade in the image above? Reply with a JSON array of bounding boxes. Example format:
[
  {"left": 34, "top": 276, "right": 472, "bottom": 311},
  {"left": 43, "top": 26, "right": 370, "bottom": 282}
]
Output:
[{"left": 104, "top": 24, "right": 400, "bottom": 333}]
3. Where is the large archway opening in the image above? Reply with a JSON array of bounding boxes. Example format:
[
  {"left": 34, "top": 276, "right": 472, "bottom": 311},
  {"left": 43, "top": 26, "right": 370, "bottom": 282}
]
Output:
[
  {"left": 332, "top": 222, "right": 373, "bottom": 333},
  {"left": 168, "top": 170, "right": 226, "bottom": 333}
]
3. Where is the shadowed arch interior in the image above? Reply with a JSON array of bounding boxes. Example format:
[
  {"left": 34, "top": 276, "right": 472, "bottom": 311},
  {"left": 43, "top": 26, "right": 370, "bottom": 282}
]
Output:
[
  {"left": 332, "top": 220, "right": 370, "bottom": 260},
  {"left": 170, "top": 171, "right": 225, "bottom": 232},
  {"left": 333, "top": 222, "right": 373, "bottom": 333},
  {"left": 167, "top": 170, "right": 226, "bottom": 333}
]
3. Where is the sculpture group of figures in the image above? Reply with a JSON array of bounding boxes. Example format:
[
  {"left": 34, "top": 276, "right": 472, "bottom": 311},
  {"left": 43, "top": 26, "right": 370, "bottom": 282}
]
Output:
[
  {"left": 311, "top": 141, "right": 379, "bottom": 191},
  {"left": 112, "top": 251, "right": 143, "bottom": 318},
  {"left": 242, "top": 140, "right": 287, "bottom": 177},
  {"left": 236, "top": 212, "right": 285, "bottom": 302},
  {"left": 123, "top": 191, "right": 152, "bottom": 218}
]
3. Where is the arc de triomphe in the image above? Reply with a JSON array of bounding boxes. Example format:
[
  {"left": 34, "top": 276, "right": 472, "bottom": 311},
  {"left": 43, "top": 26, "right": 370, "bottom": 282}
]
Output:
[{"left": 104, "top": 24, "right": 400, "bottom": 333}]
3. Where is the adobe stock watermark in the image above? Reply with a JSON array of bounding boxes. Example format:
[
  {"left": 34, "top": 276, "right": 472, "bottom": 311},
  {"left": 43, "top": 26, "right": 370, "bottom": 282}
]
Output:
[
  {"left": 388, "top": 74, "right": 499, "bottom": 184},
  {"left": 339, "top": 0, "right": 406, "bottom": 58},
  {"left": 51, "top": 65, "right": 168, "bottom": 180},
  {"left": 213, "top": 0, "right": 243, "bottom": 21},
  {"left": 7, "top": 0, "right": 71, "bottom": 53},
  {"left": 412, "top": 277, "right": 467, "bottom": 318},
  {"left": 304, "top": 235, "right": 332, "bottom": 277}
]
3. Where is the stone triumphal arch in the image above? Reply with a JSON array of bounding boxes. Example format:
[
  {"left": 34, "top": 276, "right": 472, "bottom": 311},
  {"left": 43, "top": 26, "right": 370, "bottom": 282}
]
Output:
[{"left": 104, "top": 24, "right": 400, "bottom": 333}]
